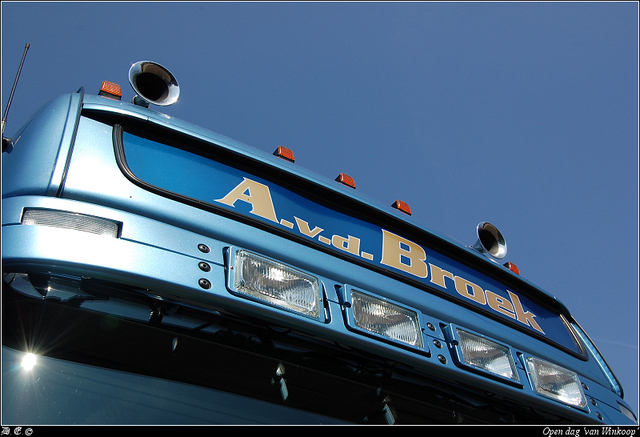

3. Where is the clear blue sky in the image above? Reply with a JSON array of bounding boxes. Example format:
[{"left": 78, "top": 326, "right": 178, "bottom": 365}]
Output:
[{"left": 3, "top": 1, "right": 638, "bottom": 417}]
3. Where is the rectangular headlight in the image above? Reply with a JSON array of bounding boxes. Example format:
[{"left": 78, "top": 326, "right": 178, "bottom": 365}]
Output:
[
  {"left": 233, "top": 250, "right": 322, "bottom": 319},
  {"left": 526, "top": 357, "right": 587, "bottom": 408},
  {"left": 455, "top": 329, "right": 519, "bottom": 382},
  {"left": 349, "top": 289, "right": 423, "bottom": 349}
]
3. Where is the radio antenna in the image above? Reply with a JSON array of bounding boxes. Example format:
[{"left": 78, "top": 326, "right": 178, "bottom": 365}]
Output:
[{"left": 2, "top": 43, "right": 30, "bottom": 137}]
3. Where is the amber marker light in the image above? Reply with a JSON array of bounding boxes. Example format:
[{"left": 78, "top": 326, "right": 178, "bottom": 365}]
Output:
[
  {"left": 392, "top": 200, "right": 412, "bottom": 215},
  {"left": 273, "top": 145, "right": 295, "bottom": 163},
  {"left": 503, "top": 262, "right": 520, "bottom": 275},
  {"left": 98, "top": 81, "right": 122, "bottom": 100},
  {"left": 335, "top": 173, "right": 356, "bottom": 189}
]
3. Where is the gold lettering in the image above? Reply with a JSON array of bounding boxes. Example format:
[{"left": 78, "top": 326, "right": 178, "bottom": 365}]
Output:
[
  {"left": 332, "top": 234, "right": 361, "bottom": 255},
  {"left": 293, "top": 217, "right": 324, "bottom": 238},
  {"left": 380, "top": 229, "right": 428, "bottom": 278},
  {"left": 429, "top": 263, "right": 454, "bottom": 289},
  {"left": 318, "top": 236, "right": 331, "bottom": 245},
  {"left": 486, "top": 290, "right": 516, "bottom": 319},
  {"left": 454, "top": 276, "right": 486, "bottom": 305},
  {"left": 508, "top": 290, "right": 545, "bottom": 334},
  {"left": 280, "top": 219, "right": 294, "bottom": 229},
  {"left": 215, "top": 178, "right": 278, "bottom": 223}
]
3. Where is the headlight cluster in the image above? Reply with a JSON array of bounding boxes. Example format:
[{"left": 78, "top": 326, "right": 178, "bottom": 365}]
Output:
[
  {"left": 450, "top": 326, "right": 588, "bottom": 409},
  {"left": 228, "top": 248, "right": 592, "bottom": 411}
]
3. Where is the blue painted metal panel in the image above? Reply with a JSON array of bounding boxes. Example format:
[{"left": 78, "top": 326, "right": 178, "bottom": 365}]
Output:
[{"left": 2, "top": 93, "right": 82, "bottom": 198}]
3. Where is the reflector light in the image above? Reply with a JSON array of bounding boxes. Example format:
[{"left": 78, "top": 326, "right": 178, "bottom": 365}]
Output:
[
  {"left": 349, "top": 289, "right": 423, "bottom": 349},
  {"left": 618, "top": 402, "right": 637, "bottom": 423},
  {"left": 392, "top": 200, "right": 412, "bottom": 215},
  {"left": 455, "top": 329, "right": 519, "bottom": 382},
  {"left": 335, "top": 173, "right": 356, "bottom": 189},
  {"left": 503, "top": 261, "right": 520, "bottom": 275},
  {"left": 98, "top": 81, "right": 122, "bottom": 100},
  {"left": 526, "top": 357, "right": 587, "bottom": 408},
  {"left": 273, "top": 145, "right": 295, "bottom": 163},
  {"left": 233, "top": 250, "right": 322, "bottom": 319},
  {"left": 22, "top": 209, "right": 120, "bottom": 237}
]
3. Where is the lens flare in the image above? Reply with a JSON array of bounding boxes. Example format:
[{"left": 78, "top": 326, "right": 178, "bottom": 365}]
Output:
[{"left": 21, "top": 353, "right": 37, "bottom": 371}]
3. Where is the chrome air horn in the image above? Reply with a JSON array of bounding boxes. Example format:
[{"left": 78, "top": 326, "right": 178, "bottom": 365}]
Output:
[
  {"left": 129, "top": 61, "right": 179, "bottom": 107},
  {"left": 471, "top": 222, "right": 507, "bottom": 259}
]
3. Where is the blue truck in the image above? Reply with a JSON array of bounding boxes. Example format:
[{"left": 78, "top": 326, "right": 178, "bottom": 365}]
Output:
[{"left": 2, "top": 60, "right": 637, "bottom": 425}]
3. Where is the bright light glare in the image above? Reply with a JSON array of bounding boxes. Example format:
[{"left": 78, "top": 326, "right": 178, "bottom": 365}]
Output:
[{"left": 21, "top": 353, "right": 37, "bottom": 371}]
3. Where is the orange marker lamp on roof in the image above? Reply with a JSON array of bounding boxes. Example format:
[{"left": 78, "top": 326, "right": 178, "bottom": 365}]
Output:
[
  {"left": 273, "top": 145, "right": 295, "bottom": 163},
  {"left": 98, "top": 81, "right": 122, "bottom": 100},
  {"left": 392, "top": 200, "right": 412, "bottom": 215},
  {"left": 335, "top": 173, "right": 356, "bottom": 189},
  {"left": 503, "top": 261, "right": 520, "bottom": 275}
]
